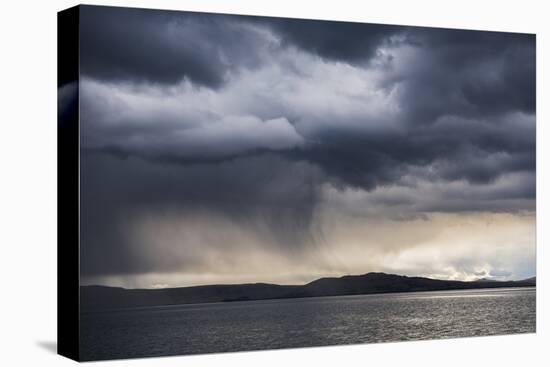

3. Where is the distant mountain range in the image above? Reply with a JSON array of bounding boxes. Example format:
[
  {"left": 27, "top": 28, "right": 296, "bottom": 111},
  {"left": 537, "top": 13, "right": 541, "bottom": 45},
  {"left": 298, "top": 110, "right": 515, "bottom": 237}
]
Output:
[{"left": 81, "top": 272, "right": 536, "bottom": 312}]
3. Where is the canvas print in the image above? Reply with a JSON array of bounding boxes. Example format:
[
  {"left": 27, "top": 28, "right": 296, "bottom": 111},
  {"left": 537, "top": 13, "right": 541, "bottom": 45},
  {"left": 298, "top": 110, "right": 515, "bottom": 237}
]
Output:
[{"left": 58, "top": 5, "right": 536, "bottom": 362}]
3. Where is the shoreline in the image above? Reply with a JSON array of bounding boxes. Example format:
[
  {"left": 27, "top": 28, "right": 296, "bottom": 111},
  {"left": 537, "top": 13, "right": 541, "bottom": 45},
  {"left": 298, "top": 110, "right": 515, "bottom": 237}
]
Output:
[{"left": 80, "top": 284, "right": 536, "bottom": 314}]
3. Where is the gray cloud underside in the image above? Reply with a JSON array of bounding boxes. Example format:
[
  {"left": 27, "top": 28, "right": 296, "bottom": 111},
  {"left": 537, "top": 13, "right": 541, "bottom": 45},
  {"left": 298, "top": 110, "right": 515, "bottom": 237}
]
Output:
[
  {"left": 79, "top": 6, "right": 535, "bottom": 188},
  {"left": 78, "top": 6, "right": 535, "bottom": 279},
  {"left": 80, "top": 151, "right": 534, "bottom": 277}
]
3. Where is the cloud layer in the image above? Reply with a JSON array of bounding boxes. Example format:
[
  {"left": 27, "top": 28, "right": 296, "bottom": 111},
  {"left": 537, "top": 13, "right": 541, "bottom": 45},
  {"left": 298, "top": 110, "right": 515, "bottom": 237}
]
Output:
[{"left": 77, "top": 6, "right": 536, "bottom": 287}]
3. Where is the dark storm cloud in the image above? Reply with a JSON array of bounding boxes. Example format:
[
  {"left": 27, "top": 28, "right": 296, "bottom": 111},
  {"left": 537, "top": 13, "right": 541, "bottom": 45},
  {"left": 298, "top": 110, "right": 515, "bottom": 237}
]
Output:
[
  {"left": 389, "top": 28, "right": 535, "bottom": 123},
  {"left": 263, "top": 17, "right": 401, "bottom": 63},
  {"left": 80, "top": 5, "right": 402, "bottom": 88},
  {"left": 79, "top": 6, "right": 270, "bottom": 87},
  {"left": 283, "top": 28, "right": 536, "bottom": 189},
  {"left": 80, "top": 8, "right": 535, "bottom": 192},
  {"left": 287, "top": 111, "right": 534, "bottom": 191},
  {"left": 80, "top": 152, "right": 324, "bottom": 276},
  {"left": 77, "top": 8, "right": 536, "bottom": 280}
]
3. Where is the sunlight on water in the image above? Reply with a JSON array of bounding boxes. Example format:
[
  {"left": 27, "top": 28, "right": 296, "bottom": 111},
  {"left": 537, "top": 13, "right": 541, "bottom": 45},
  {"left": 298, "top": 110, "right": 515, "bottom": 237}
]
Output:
[{"left": 81, "top": 287, "right": 535, "bottom": 361}]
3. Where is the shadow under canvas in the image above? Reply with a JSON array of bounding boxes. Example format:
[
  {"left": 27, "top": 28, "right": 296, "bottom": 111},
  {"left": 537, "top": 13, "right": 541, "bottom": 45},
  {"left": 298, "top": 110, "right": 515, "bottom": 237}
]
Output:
[{"left": 36, "top": 341, "right": 57, "bottom": 354}]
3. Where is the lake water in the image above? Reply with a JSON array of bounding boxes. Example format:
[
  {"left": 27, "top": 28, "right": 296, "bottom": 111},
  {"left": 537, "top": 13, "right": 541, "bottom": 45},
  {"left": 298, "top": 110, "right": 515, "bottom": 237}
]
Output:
[{"left": 80, "top": 287, "right": 536, "bottom": 361}]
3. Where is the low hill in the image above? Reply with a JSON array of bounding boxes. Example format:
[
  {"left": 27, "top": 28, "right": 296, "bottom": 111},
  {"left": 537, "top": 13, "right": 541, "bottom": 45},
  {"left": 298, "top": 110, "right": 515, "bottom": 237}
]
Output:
[{"left": 81, "top": 272, "right": 535, "bottom": 312}]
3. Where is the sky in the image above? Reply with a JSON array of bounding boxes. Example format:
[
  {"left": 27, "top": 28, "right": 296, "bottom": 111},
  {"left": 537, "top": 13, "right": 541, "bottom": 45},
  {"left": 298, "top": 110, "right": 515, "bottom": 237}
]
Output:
[{"left": 74, "top": 5, "right": 536, "bottom": 288}]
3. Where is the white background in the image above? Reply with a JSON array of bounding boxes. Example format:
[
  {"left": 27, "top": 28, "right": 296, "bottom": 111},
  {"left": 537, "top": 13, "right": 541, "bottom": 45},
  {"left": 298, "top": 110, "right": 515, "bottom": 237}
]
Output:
[{"left": 0, "top": 0, "right": 548, "bottom": 365}]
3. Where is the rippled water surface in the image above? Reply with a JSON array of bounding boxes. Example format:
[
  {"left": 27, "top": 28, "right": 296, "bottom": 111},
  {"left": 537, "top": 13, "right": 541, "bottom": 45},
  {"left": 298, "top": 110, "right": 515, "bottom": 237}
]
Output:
[{"left": 80, "top": 287, "right": 535, "bottom": 361}]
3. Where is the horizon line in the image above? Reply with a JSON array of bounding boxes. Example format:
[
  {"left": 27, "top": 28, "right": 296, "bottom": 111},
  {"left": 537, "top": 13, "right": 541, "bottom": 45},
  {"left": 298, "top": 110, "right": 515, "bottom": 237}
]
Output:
[{"left": 80, "top": 271, "right": 537, "bottom": 291}]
